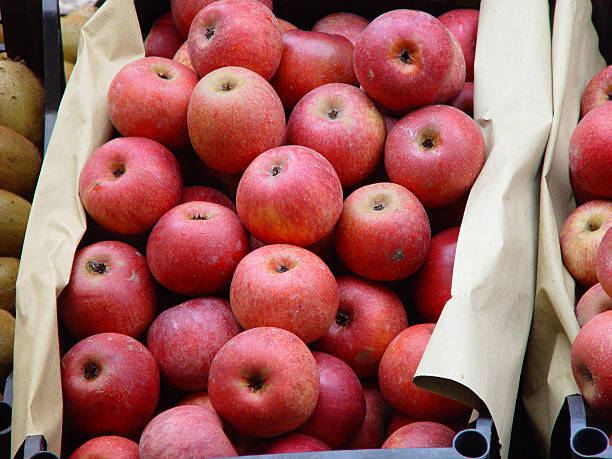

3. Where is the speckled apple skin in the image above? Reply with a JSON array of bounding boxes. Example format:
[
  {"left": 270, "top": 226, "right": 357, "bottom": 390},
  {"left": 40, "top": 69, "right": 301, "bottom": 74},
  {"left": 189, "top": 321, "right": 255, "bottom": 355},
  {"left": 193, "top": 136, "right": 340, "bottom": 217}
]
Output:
[
  {"left": 382, "top": 421, "right": 456, "bottom": 449},
  {"left": 69, "top": 436, "right": 139, "bottom": 459},
  {"left": 581, "top": 65, "right": 612, "bottom": 117},
  {"left": 260, "top": 433, "right": 331, "bottom": 454},
  {"left": 438, "top": 9, "right": 479, "bottom": 82},
  {"left": 144, "top": 13, "right": 184, "bottom": 59},
  {"left": 173, "top": 41, "right": 194, "bottom": 71},
  {"left": 575, "top": 283, "right": 612, "bottom": 328},
  {"left": 311, "top": 12, "right": 369, "bottom": 45},
  {"left": 596, "top": 227, "right": 612, "bottom": 299},
  {"left": 354, "top": 9, "right": 465, "bottom": 113},
  {"left": 450, "top": 81, "right": 474, "bottom": 117},
  {"left": 345, "top": 383, "right": 391, "bottom": 450}
]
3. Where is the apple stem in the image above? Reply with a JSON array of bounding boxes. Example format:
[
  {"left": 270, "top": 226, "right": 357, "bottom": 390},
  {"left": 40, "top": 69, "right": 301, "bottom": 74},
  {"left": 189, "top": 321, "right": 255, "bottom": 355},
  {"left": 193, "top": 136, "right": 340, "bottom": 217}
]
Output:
[
  {"left": 271, "top": 166, "right": 282, "bottom": 176},
  {"left": 373, "top": 203, "right": 384, "bottom": 211},
  {"left": 327, "top": 108, "right": 339, "bottom": 120},
  {"left": 112, "top": 165, "right": 125, "bottom": 177},
  {"left": 276, "top": 265, "right": 289, "bottom": 273},
  {"left": 83, "top": 362, "right": 100, "bottom": 380},
  {"left": 221, "top": 82, "right": 233, "bottom": 91},
  {"left": 86, "top": 261, "right": 107, "bottom": 274},
  {"left": 336, "top": 311, "right": 350, "bottom": 326},
  {"left": 205, "top": 26, "right": 215, "bottom": 40},
  {"left": 190, "top": 214, "right": 210, "bottom": 220},
  {"left": 400, "top": 49, "right": 413, "bottom": 64},
  {"left": 422, "top": 138, "right": 434, "bottom": 149}
]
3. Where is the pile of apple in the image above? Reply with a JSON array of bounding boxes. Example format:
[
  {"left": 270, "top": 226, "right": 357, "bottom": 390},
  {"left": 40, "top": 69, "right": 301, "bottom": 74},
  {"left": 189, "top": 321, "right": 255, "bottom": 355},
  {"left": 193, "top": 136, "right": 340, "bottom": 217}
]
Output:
[
  {"left": 559, "top": 63, "right": 612, "bottom": 439},
  {"left": 58, "top": 1, "right": 485, "bottom": 457}
]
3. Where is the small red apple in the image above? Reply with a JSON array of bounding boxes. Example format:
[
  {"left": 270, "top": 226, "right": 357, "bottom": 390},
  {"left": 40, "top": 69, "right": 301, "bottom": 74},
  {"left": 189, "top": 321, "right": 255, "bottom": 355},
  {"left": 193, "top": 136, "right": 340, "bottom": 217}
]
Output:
[
  {"left": 69, "top": 436, "right": 139, "bottom": 459},
  {"left": 311, "top": 12, "right": 369, "bottom": 45},
  {"left": 144, "top": 13, "right": 184, "bottom": 59},
  {"left": 173, "top": 41, "right": 194, "bottom": 71},
  {"left": 581, "top": 66, "right": 612, "bottom": 117},
  {"left": 257, "top": 434, "right": 331, "bottom": 454},
  {"left": 438, "top": 9, "right": 479, "bottom": 82},
  {"left": 346, "top": 382, "right": 391, "bottom": 450},
  {"left": 277, "top": 18, "right": 298, "bottom": 33},
  {"left": 450, "top": 82, "right": 474, "bottom": 117},
  {"left": 382, "top": 421, "right": 456, "bottom": 448},
  {"left": 597, "top": 227, "right": 612, "bottom": 298},
  {"left": 575, "top": 283, "right": 612, "bottom": 327}
]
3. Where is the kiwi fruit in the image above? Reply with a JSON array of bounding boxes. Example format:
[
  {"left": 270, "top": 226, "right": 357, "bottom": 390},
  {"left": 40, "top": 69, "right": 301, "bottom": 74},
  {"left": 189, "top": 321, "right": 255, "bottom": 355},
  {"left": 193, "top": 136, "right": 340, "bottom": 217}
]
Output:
[
  {"left": 0, "top": 309, "right": 15, "bottom": 381},
  {"left": 0, "top": 59, "right": 44, "bottom": 146},
  {"left": 0, "top": 126, "right": 42, "bottom": 198},
  {"left": 64, "top": 60, "right": 74, "bottom": 82},
  {"left": 0, "top": 189, "right": 31, "bottom": 258},
  {"left": 61, "top": 6, "right": 97, "bottom": 64},
  {"left": 0, "top": 258, "right": 18, "bottom": 315}
]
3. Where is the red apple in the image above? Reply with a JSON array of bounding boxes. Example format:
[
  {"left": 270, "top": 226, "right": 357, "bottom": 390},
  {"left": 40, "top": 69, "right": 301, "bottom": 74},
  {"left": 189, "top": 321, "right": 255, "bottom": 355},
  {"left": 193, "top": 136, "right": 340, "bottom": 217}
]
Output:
[
  {"left": 144, "top": 13, "right": 184, "bottom": 59},
  {"left": 450, "top": 81, "right": 474, "bottom": 117},
  {"left": 575, "top": 283, "right": 612, "bottom": 327},
  {"left": 426, "top": 193, "right": 468, "bottom": 235},
  {"left": 382, "top": 421, "right": 456, "bottom": 448},
  {"left": 597, "top": 227, "right": 612, "bottom": 297},
  {"left": 387, "top": 410, "right": 469, "bottom": 435},
  {"left": 69, "top": 436, "right": 139, "bottom": 459},
  {"left": 335, "top": 182, "right": 431, "bottom": 281},
  {"left": 139, "top": 405, "right": 237, "bottom": 458},
  {"left": 236, "top": 145, "right": 343, "bottom": 247},
  {"left": 384, "top": 104, "right": 485, "bottom": 208},
  {"left": 346, "top": 383, "right": 391, "bottom": 450},
  {"left": 297, "top": 352, "right": 366, "bottom": 449},
  {"left": 146, "top": 201, "right": 249, "bottom": 296},
  {"left": 147, "top": 297, "right": 241, "bottom": 391},
  {"left": 438, "top": 9, "right": 479, "bottom": 82},
  {"left": 230, "top": 244, "right": 338, "bottom": 343},
  {"left": 187, "top": 66, "right": 285, "bottom": 174},
  {"left": 208, "top": 327, "right": 320, "bottom": 438},
  {"left": 560, "top": 200, "right": 612, "bottom": 287},
  {"left": 581, "top": 66, "right": 612, "bottom": 117},
  {"left": 181, "top": 185, "right": 236, "bottom": 212},
  {"left": 173, "top": 41, "right": 194, "bottom": 71},
  {"left": 187, "top": 0, "right": 281, "bottom": 80},
  {"left": 379, "top": 324, "right": 470, "bottom": 421},
  {"left": 277, "top": 18, "right": 297, "bottom": 33},
  {"left": 258, "top": 434, "right": 331, "bottom": 454},
  {"left": 78, "top": 137, "right": 183, "bottom": 235},
  {"left": 311, "top": 12, "right": 369, "bottom": 45},
  {"left": 107, "top": 57, "right": 198, "bottom": 150},
  {"left": 569, "top": 103, "right": 612, "bottom": 199},
  {"left": 354, "top": 9, "right": 465, "bottom": 113},
  {"left": 411, "top": 226, "right": 460, "bottom": 322},
  {"left": 270, "top": 30, "right": 357, "bottom": 109},
  {"left": 314, "top": 274, "right": 408, "bottom": 378},
  {"left": 571, "top": 169, "right": 607, "bottom": 205},
  {"left": 177, "top": 391, "right": 221, "bottom": 423},
  {"left": 286, "top": 83, "right": 386, "bottom": 188},
  {"left": 61, "top": 333, "right": 160, "bottom": 438},
  {"left": 58, "top": 241, "right": 156, "bottom": 340}
]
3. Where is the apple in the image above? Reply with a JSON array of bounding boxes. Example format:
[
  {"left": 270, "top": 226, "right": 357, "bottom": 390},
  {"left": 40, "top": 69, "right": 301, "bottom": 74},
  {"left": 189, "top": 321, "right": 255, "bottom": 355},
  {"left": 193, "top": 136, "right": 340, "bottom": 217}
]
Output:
[
  {"left": 383, "top": 115, "right": 399, "bottom": 135},
  {"left": 257, "top": 434, "right": 331, "bottom": 454},
  {"left": 580, "top": 66, "right": 612, "bottom": 117},
  {"left": 139, "top": 405, "right": 237, "bottom": 458},
  {"left": 208, "top": 327, "right": 320, "bottom": 438},
  {"left": 177, "top": 391, "right": 221, "bottom": 423},
  {"left": 569, "top": 103, "right": 612, "bottom": 199},
  {"left": 181, "top": 185, "right": 236, "bottom": 212},
  {"left": 277, "top": 18, "right": 298, "bottom": 33},
  {"left": 384, "top": 104, "right": 485, "bottom": 208},
  {"left": 411, "top": 226, "right": 460, "bottom": 322},
  {"left": 61, "top": 333, "right": 160, "bottom": 438},
  {"left": 335, "top": 182, "right": 431, "bottom": 281},
  {"left": 146, "top": 201, "right": 249, "bottom": 296},
  {"left": 187, "top": 66, "right": 285, "bottom": 174},
  {"left": 426, "top": 192, "right": 468, "bottom": 235},
  {"left": 311, "top": 12, "right": 369, "bottom": 45},
  {"left": 346, "top": 383, "right": 391, "bottom": 450},
  {"left": 575, "top": 283, "right": 612, "bottom": 327},
  {"left": 270, "top": 30, "right": 357, "bottom": 109},
  {"left": 387, "top": 410, "right": 469, "bottom": 435},
  {"left": 147, "top": 297, "right": 241, "bottom": 391},
  {"left": 571, "top": 169, "right": 607, "bottom": 205},
  {"left": 173, "top": 41, "right": 194, "bottom": 71},
  {"left": 107, "top": 57, "right": 198, "bottom": 150},
  {"left": 79, "top": 137, "right": 183, "bottom": 235},
  {"left": 354, "top": 9, "right": 465, "bottom": 113},
  {"left": 450, "top": 81, "right": 474, "bottom": 117},
  {"left": 286, "top": 83, "right": 386, "bottom": 188},
  {"left": 314, "top": 274, "right": 408, "bottom": 378},
  {"left": 230, "top": 244, "right": 338, "bottom": 343},
  {"left": 69, "top": 436, "right": 139, "bottom": 459},
  {"left": 187, "top": 0, "right": 281, "bottom": 80},
  {"left": 144, "top": 13, "right": 184, "bottom": 59},
  {"left": 438, "top": 9, "right": 479, "bottom": 82},
  {"left": 571, "top": 310, "right": 612, "bottom": 421},
  {"left": 297, "top": 352, "right": 366, "bottom": 449},
  {"left": 559, "top": 200, "right": 612, "bottom": 287},
  {"left": 379, "top": 324, "right": 471, "bottom": 421},
  {"left": 382, "top": 421, "right": 456, "bottom": 448},
  {"left": 236, "top": 145, "right": 343, "bottom": 247},
  {"left": 58, "top": 241, "right": 156, "bottom": 340},
  {"left": 597, "top": 227, "right": 612, "bottom": 297}
]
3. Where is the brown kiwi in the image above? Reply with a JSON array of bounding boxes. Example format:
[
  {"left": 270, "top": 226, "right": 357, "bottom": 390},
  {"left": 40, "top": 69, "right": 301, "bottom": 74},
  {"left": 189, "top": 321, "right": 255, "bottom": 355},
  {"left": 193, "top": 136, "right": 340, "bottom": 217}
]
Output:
[
  {"left": 0, "top": 126, "right": 42, "bottom": 197},
  {"left": 0, "top": 310, "right": 15, "bottom": 380},
  {"left": 0, "top": 189, "right": 31, "bottom": 258},
  {"left": 0, "top": 258, "right": 18, "bottom": 314},
  {"left": 64, "top": 60, "right": 74, "bottom": 82}
]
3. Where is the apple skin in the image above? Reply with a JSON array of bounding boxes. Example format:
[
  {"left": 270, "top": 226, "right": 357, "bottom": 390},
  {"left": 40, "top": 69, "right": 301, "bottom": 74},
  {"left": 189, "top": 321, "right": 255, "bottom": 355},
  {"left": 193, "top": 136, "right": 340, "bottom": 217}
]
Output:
[
  {"left": 107, "top": 57, "right": 199, "bottom": 150},
  {"left": 411, "top": 226, "right": 460, "bottom": 323},
  {"left": 144, "top": 13, "right": 184, "bottom": 59},
  {"left": 571, "top": 169, "right": 607, "bottom": 205},
  {"left": 438, "top": 9, "right": 479, "bottom": 82},
  {"left": 311, "top": 12, "right": 369, "bottom": 45},
  {"left": 571, "top": 310, "right": 612, "bottom": 422},
  {"left": 559, "top": 200, "right": 612, "bottom": 287},
  {"left": 187, "top": 66, "right": 285, "bottom": 174},
  {"left": 569, "top": 103, "right": 612, "bottom": 199},
  {"left": 297, "top": 352, "right": 366, "bottom": 449},
  {"left": 230, "top": 244, "right": 338, "bottom": 344},
  {"left": 286, "top": 83, "right": 386, "bottom": 188},
  {"left": 270, "top": 30, "right": 358, "bottom": 110},
  {"left": 61, "top": 333, "right": 160, "bottom": 439},
  {"left": 354, "top": 9, "right": 465, "bottom": 113},
  {"left": 58, "top": 241, "right": 156, "bottom": 340},
  {"left": 208, "top": 327, "right": 320, "bottom": 438},
  {"left": 171, "top": 0, "right": 273, "bottom": 38},
  {"left": 187, "top": 0, "right": 281, "bottom": 80},
  {"left": 575, "top": 283, "right": 612, "bottom": 327},
  {"left": 450, "top": 81, "right": 474, "bottom": 117},
  {"left": 177, "top": 391, "right": 220, "bottom": 422},
  {"left": 147, "top": 297, "right": 241, "bottom": 391},
  {"left": 382, "top": 421, "right": 456, "bottom": 448},
  {"left": 378, "top": 324, "right": 470, "bottom": 421},
  {"left": 78, "top": 137, "right": 183, "bottom": 235},
  {"left": 581, "top": 66, "right": 612, "bottom": 117},
  {"left": 257, "top": 434, "right": 331, "bottom": 454},
  {"left": 181, "top": 185, "right": 236, "bottom": 212},
  {"left": 173, "top": 41, "right": 194, "bottom": 71},
  {"left": 314, "top": 274, "right": 408, "bottom": 378},
  {"left": 139, "top": 405, "right": 237, "bottom": 459},
  {"left": 387, "top": 410, "right": 469, "bottom": 435},
  {"left": 426, "top": 192, "right": 468, "bottom": 235},
  {"left": 335, "top": 182, "right": 431, "bottom": 282},
  {"left": 236, "top": 145, "right": 343, "bottom": 247},
  {"left": 384, "top": 104, "right": 485, "bottom": 208},
  {"left": 597, "top": 227, "right": 612, "bottom": 298},
  {"left": 345, "top": 382, "right": 391, "bottom": 450},
  {"left": 69, "top": 436, "right": 139, "bottom": 459},
  {"left": 146, "top": 201, "right": 249, "bottom": 296},
  {"left": 277, "top": 18, "right": 298, "bottom": 33}
]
